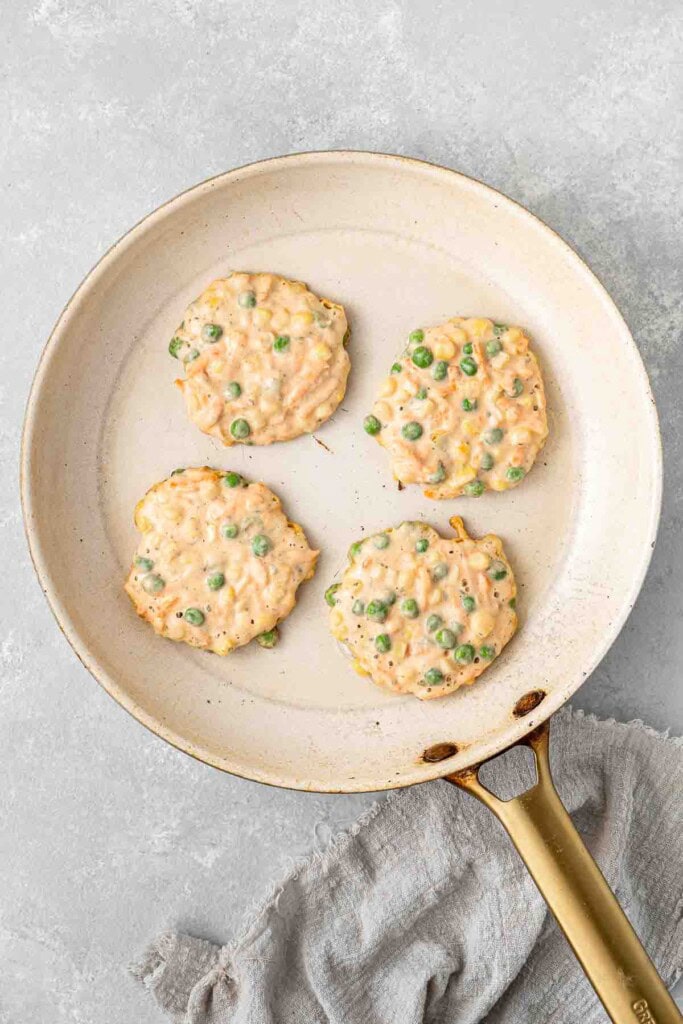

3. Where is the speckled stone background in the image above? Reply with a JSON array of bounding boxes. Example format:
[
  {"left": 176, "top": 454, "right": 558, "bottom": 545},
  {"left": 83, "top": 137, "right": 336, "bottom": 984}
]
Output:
[{"left": 2, "top": 0, "right": 682, "bottom": 1020}]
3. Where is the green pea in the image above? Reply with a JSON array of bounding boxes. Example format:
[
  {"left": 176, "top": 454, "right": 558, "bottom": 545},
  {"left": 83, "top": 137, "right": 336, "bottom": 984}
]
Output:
[
  {"left": 135, "top": 556, "right": 154, "bottom": 572},
  {"left": 391, "top": 362, "right": 403, "bottom": 374},
  {"left": 462, "top": 397, "right": 477, "bottom": 412},
  {"left": 479, "top": 645, "right": 496, "bottom": 660},
  {"left": 424, "top": 667, "right": 444, "bottom": 686},
  {"left": 460, "top": 356, "right": 478, "bottom": 376},
  {"left": 206, "top": 571, "right": 225, "bottom": 591},
  {"left": 435, "top": 628, "right": 458, "bottom": 650},
  {"left": 454, "top": 643, "right": 475, "bottom": 664},
  {"left": 461, "top": 594, "right": 476, "bottom": 613},
  {"left": 464, "top": 480, "right": 484, "bottom": 497},
  {"left": 348, "top": 540, "right": 363, "bottom": 560},
  {"left": 488, "top": 559, "right": 508, "bottom": 581},
  {"left": 373, "top": 533, "right": 390, "bottom": 549},
  {"left": 256, "top": 628, "right": 278, "bottom": 648},
  {"left": 412, "top": 346, "right": 433, "bottom": 369},
  {"left": 427, "top": 463, "right": 446, "bottom": 485},
  {"left": 230, "top": 418, "right": 250, "bottom": 440},
  {"left": 313, "top": 310, "right": 330, "bottom": 327},
  {"left": 493, "top": 323, "right": 508, "bottom": 335},
  {"left": 415, "top": 538, "right": 429, "bottom": 553},
  {"left": 426, "top": 614, "right": 443, "bottom": 633},
  {"left": 352, "top": 599, "right": 365, "bottom": 615},
  {"left": 238, "top": 290, "right": 257, "bottom": 308},
  {"left": 364, "top": 415, "right": 382, "bottom": 436},
  {"left": 223, "top": 471, "right": 243, "bottom": 488},
  {"left": 251, "top": 534, "right": 272, "bottom": 558},
  {"left": 432, "top": 563, "right": 448, "bottom": 581},
  {"left": 484, "top": 427, "right": 504, "bottom": 445},
  {"left": 463, "top": 342, "right": 473, "bottom": 355},
  {"left": 142, "top": 573, "right": 165, "bottom": 594},
  {"left": 384, "top": 591, "right": 397, "bottom": 606},
  {"left": 506, "top": 466, "right": 526, "bottom": 482},
  {"left": 402, "top": 422, "right": 423, "bottom": 441},
  {"left": 170, "top": 468, "right": 185, "bottom": 476},
  {"left": 432, "top": 360, "right": 448, "bottom": 381},
  {"left": 221, "top": 522, "right": 239, "bottom": 539},
  {"left": 168, "top": 336, "right": 183, "bottom": 358},
  {"left": 375, "top": 633, "right": 391, "bottom": 654},
  {"left": 480, "top": 452, "right": 494, "bottom": 471},
  {"left": 202, "top": 323, "right": 223, "bottom": 342},
  {"left": 273, "top": 335, "right": 290, "bottom": 352},
  {"left": 325, "top": 583, "right": 341, "bottom": 607},
  {"left": 184, "top": 607, "right": 205, "bottom": 626},
  {"left": 366, "top": 600, "right": 388, "bottom": 623},
  {"left": 409, "top": 329, "right": 425, "bottom": 344},
  {"left": 508, "top": 378, "right": 524, "bottom": 398},
  {"left": 401, "top": 598, "right": 419, "bottom": 618},
  {"left": 224, "top": 381, "right": 242, "bottom": 400},
  {"left": 485, "top": 339, "right": 502, "bottom": 358},
  {"left": 509, "top": 597, "right": 517, "bottom": 609},
  {"left": 185, "top": 348, "right": 200, "bottom": 362},
  {"left": 416, "top": 387, "right": 428, "bottom": 400}
]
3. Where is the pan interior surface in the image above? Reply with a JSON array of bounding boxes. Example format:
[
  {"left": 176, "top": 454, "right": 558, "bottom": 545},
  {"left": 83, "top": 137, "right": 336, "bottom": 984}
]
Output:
[{"left": 22, "top": 153, "right": 661, "bottom": 791}]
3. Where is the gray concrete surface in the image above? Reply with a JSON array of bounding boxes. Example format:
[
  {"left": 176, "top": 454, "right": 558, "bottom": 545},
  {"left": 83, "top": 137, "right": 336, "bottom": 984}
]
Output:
[{"left": 2, "top": 0, "right": 682, "bottom": 1020}]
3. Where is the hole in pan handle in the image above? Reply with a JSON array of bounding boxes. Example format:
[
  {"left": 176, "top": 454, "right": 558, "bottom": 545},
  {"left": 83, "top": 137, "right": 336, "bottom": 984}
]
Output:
[{"left": 444, "top": 719, "right": 681, "bottom": 1024}]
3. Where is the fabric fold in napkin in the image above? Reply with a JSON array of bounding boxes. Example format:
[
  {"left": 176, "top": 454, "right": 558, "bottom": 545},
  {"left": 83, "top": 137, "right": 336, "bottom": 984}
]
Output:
[{"left": 131, "top": 708, "right": 683, "bottom": 1023}]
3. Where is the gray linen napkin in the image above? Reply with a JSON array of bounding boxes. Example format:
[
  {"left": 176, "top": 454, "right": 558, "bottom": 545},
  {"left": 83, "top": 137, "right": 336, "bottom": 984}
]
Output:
[{"left": 131, "top": 708, "right": 683, "bottom": 1023}]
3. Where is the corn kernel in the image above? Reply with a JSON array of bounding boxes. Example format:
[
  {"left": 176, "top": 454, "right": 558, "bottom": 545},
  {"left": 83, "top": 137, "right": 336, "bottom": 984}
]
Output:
[
  {"left": 469, "top": 318, "right": 491, "bottom": 338},
  {"left": 330, "top": 609, "right": 345, "bottom": 629},
  {"left": 379, "top": 376, "right": 398, "bottom": 398},
  {"left": 452, "top": 465, "right": 476, "bottom": 487},
  {"left": 462, "top": 418, "right": 479, "bottom": 437},
  {"left": 433, "top": 338, "right": 456, "bottom": 360},
  {"left": 352, "top": 658, "right": 370, "bottom": 677},
  {"left": 468, "top": 551, "right": 490, "bottom": 571},
  {"left": 208, "top": 360, "right": 225, "bottom": 377},
  {"left": 291, "top": 310, "right": 314, "bottom": 333},
  {"left": 449, "top": 327, "right": 467, "bottom": 344},
  {"left": 470, "top": 609, "right": 495, "bottom": 639},
  {"left": 491, "top": 351, "right": 509, "bottom": 369},
  {"left": 489, "top": 478, "right": 509, "bottom": 491},
  {"left": 253, "top": 307, "right": 272, "bottom": 328},
  {"left": 311, "top": 342, "right": 331, "bottom": 361}
]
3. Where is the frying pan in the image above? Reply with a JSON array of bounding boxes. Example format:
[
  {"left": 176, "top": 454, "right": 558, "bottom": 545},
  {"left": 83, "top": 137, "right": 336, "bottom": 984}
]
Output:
[{"left": 21, "top": 152, "right": 679, "bottom": 1022}]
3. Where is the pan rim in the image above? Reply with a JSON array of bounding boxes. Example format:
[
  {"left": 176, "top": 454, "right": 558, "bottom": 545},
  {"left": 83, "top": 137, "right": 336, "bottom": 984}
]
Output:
[{"left": 21, "top": 149, "right": 662, "bottom": 792}]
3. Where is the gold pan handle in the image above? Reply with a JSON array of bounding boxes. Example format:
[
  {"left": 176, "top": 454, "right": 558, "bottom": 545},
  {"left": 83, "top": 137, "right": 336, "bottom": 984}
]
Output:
[{"left": 445, "top": 720, "right": 681, "bottom": 1024}]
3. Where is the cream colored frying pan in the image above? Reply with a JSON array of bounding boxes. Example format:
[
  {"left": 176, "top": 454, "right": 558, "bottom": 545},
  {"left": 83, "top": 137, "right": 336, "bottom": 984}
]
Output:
[{"left": 21, "top": 153, "right": 678, "bottom": 1021}]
